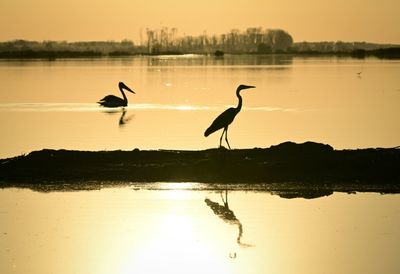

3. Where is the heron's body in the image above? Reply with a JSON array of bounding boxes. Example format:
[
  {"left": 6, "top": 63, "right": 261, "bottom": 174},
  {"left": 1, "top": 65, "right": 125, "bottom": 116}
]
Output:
[
  {"left": 98, "top": 82, "right": 135, "bottom": 108},
  {"left": 204, "top": 84, "right": 255, "bottom": 149},
  {"left": 204, "top": 107, "right": 237, "bottom": 137}
]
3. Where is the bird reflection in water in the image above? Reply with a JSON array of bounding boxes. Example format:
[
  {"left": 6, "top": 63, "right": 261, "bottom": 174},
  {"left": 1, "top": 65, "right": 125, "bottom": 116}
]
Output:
[
  {"left": 118, "top": 108, "right": 134, "bottom": 128},
  {"left": 205, "top": 189, "right": 253, "bottom": 257},
  {"left": 102, "top": 108, "right": 134, "bottom": 128}
]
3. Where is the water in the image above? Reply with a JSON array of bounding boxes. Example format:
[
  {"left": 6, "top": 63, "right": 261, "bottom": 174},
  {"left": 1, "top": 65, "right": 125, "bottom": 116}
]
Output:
[
  {"left": 0, "top": 55, "right": 399, "bottom": 158},
  {"left": 1, "top": 56, "right": 399, "bottom": 273},
  {"left": 0, "top": 184, "right": 399, "bottom": 274}
]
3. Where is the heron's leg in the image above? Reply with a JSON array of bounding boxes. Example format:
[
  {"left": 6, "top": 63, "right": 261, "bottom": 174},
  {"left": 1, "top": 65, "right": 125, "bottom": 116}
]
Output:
[
  {"left": 225, "top": 127, "right": 231, "bottom": 149},
  {"left": 219, "top": 128, "right": 226, "bottom": 148},
  {"left": 224, "top": 190, "right": 229, "bottom": 208}
]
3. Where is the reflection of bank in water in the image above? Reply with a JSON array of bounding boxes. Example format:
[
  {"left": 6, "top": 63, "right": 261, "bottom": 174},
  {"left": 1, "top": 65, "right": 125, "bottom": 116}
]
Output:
[{"left": 205, "top": 190, "right": 253, "bottom": 249}]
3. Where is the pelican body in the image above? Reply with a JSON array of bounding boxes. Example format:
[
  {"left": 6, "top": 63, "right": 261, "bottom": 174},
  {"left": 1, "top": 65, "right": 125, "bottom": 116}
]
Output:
[
  {"left": 98, "top": 82, "right": 135, "bottom": 108},
  {"left": 204, "top": 84, "right": 255, "bottom": 149}
]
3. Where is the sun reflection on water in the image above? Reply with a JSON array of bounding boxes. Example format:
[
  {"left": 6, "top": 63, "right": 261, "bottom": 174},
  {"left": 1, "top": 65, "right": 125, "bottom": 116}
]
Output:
[
  {"left": 122, "top": 213, "right": 233, "bottom": 274},
  {"left": 2, "top": 187, "right": 400, "bottom": 274}
]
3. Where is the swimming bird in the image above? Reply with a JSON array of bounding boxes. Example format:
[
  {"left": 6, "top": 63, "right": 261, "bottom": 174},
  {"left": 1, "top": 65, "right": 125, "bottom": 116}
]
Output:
[
  {"left": 204, "top": 84, "right": 255, "bottom": 149},
  {"left": 98, "top": 82, "right": 135, "bottom": 107}
]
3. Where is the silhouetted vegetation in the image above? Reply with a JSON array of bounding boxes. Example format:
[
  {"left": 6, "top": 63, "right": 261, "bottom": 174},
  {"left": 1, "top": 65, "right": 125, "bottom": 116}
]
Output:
[
  {"left": 350, "top": 47, "right": 400, "bottom": 59},
  {"left": 292, "top": 41, "right": 400, "bottom": 58},
  {"left": 1, "top": 29, "right": 399, "bottom": 58},
  {"left": 142, "top": 27, "right": 293, "bottom": 54},
  {"left": 214, "top": 50, "right": 224, "bottom": 57},
  {"left": 0, "top": 28, "right": 293, "bottom": 57},
  {"left": 0, "top": 50, "right": 102, "bottom": 59},
  {"left": 0, "top": 39, "right": 134, "bottom": 59}
]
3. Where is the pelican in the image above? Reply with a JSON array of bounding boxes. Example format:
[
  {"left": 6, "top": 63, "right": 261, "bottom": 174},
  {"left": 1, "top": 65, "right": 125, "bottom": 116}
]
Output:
[
  {"left": 98, "top": 82, "right": 135, "bottom": 107},
  {"left": 204, "top": 84, "right": 255, "bottom": 149}
]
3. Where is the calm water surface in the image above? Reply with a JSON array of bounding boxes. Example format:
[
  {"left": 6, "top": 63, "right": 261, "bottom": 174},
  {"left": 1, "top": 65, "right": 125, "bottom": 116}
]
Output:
[
  {"left": 0, "top": 184, "right": 399, "bottom": 274},
  {"left": 0, "top": 55, "right": 399, "bottom": 158}
]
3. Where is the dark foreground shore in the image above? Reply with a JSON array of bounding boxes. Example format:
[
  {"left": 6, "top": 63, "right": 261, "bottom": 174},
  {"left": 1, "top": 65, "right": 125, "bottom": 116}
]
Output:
[{"left": 1, "top": 141, "right": 399, "bottom": 192}]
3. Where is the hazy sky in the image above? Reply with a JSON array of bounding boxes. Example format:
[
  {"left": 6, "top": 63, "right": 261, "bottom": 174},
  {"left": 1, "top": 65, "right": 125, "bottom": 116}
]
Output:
[{"left": 1, "top": 0, "right": 399, "bottom": 43}]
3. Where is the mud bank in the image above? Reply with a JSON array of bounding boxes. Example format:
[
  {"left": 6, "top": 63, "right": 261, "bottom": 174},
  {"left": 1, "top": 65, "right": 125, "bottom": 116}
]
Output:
[{"left": 1, "top": 142, "right": 399, "bottom": 192}]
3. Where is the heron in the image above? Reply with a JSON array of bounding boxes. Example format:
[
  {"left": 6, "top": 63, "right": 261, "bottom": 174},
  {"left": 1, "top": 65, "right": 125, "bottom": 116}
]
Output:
[
  {"left": 98, "top": 82, "right": 135, "bottom": 108},
  {"left": 204, "top": 84, "right": 255, "bottom": 149}
]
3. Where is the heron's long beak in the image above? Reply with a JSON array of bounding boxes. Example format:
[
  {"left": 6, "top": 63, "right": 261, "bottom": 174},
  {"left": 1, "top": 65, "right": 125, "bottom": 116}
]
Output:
[{"left": 243, "top": 85, "right": 256, "bottom": 90}]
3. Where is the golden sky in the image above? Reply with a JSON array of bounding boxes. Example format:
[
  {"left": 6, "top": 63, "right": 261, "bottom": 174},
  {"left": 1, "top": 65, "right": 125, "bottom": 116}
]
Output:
[{"left": 1, "top": 0, "right": 399, "bottom": 43}]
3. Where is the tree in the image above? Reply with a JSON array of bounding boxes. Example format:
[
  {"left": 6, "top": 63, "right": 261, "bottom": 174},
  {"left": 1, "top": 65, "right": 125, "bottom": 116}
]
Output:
[{"left": 269, "top": 29, "right": 293, "bottom": 52}]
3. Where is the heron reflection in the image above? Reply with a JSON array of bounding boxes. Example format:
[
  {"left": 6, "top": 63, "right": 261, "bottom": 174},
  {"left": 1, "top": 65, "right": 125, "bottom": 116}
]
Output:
[{"left": 205, "top": 190, "right": 253, "bottom": 248}]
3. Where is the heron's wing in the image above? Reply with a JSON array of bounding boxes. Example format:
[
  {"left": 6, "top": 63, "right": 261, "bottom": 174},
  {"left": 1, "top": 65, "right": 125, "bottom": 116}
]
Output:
[{"left": 204, "top": 108, "right": 237, "bottom": 136}]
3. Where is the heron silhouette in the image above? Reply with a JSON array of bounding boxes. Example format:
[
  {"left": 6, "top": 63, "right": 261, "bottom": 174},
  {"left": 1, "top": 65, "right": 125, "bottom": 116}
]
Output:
[
  {"left": 204, "top": 84, "right": 255, "bottom": 149},
  {"left": 98, "top": 82, "right": 135, "bottom": 108}
]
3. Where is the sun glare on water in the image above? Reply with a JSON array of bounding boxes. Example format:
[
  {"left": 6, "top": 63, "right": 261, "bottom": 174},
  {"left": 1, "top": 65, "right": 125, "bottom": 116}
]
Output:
[{"left": 121, "top": 212, "right": 232, "bottom": 274}]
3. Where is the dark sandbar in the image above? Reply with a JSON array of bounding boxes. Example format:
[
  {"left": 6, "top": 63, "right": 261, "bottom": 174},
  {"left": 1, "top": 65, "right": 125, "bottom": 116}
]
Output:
[{"left": 1, "top": 141, "right": 399, "bottom": 194}]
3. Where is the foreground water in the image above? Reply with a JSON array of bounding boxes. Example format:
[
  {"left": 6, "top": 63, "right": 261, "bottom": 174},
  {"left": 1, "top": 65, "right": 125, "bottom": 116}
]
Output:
[
  {"left": 0, "top": 183, "right": 399, "bottom": 274},
  {"left": 0, "top": 55, "right": 399, "bottom": 158}
]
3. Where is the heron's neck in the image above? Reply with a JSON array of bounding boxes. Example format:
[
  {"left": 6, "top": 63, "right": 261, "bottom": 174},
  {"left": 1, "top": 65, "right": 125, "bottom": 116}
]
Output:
[{"left": 236, "top": 90, "right": 242, "bottom": 112}]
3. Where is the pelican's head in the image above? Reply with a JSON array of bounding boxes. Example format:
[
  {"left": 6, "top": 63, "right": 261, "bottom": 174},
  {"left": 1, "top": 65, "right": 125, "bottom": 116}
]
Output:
[
  {"left": 119, "top": 82, "right": 135, "bottom": 93},
  {"left": 237, "top": 84, "right": 256, "bottom": 93}
]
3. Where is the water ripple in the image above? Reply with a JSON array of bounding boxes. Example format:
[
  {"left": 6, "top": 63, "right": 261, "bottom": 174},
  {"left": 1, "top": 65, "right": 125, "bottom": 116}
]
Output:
[{"left": 0, "top": 103, "right": 297, "bottom": 112}]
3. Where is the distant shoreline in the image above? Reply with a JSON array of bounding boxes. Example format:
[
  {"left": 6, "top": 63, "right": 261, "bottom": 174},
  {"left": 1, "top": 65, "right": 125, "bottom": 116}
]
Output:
[
  {"left": 1, "top": 142, "right": 399, "bottom": 191},
  {"left": 0, "top": 48, "right": 399, "bottom": 59}
]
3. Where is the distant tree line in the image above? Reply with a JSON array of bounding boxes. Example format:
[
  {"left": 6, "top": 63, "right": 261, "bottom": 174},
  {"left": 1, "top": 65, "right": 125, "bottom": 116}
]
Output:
[
  {"left": 0, "top": 27, "right": 293, "bottom": 57},
  {"left": 141, "top": 27, "right": 293, "bottom": 54},
  {"left": 0, "top": 39, "right": 135, "bottom": 58},
  {"left": 291, "top": 41, "right": 397, "bottom": 53},
  {"left": 291, "top": 41, "right": 400, "bottom": 58},
  {"left": 0, "top": 27, "right": 399, "bottom": 58}
]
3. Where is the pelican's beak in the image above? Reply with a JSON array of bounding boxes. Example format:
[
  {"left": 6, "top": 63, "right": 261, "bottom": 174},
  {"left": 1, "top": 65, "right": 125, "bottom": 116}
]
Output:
[
  {"left": 119, "top": 82, "right": 136, "bottom": 93},
  {"left": 126, "top": 86, "right": 135, "bottom": 94}
]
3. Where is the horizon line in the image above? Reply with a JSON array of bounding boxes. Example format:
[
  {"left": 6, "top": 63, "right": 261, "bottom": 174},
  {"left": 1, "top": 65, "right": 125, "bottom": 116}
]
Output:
[{"left": 2, "top": 38, "right": 399, "bottom": 46}]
